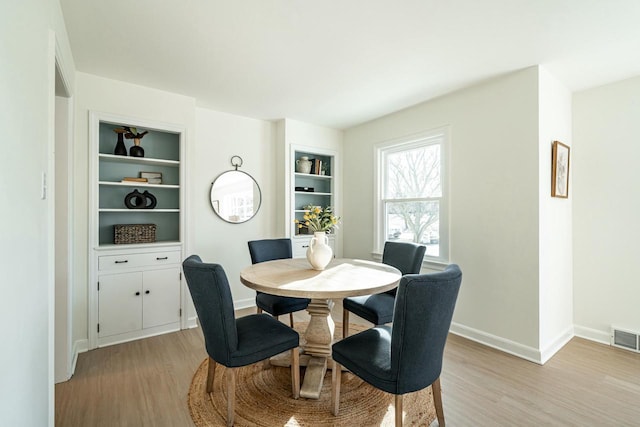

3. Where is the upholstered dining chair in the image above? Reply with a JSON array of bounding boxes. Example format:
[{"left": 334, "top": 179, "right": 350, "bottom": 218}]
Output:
[
  {"left": 182, "top": 255, "right": 300, "bottom": 427},
  {"left": 332, "top": 264, "right": 462, "bottom": 427},
  {"left": 342, "top": 241, "right": 426, "bottom": 337},
  {"left": 248, "top": 238, "right": 310, "bottom": 327}
]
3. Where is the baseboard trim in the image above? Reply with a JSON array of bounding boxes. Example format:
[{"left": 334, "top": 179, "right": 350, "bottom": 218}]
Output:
[
  {"left": 450, "top": 322, "right": 543, "bottom": 364},
  {"left": 450, "top": 322, "right": 616, "bottom": 365},
  {"left": 540, "top": 325, "right": 574, "bottom": 364},
  {"left": 186, "top": 316, "right": 198, "bottom": 329},
  {"left": 234, "top": 297, "right": 255, "bottom": 310},
  {"left": 574, "top": 325, "right": 610, "bottom": 345},
  {"left": 71, "top": 339, "right": 89, "bottom": 377}
]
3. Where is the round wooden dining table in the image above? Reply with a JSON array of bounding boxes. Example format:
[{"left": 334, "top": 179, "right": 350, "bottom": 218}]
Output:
[{"left": 240, "top": 257, "right": 401, "bottom": 399}]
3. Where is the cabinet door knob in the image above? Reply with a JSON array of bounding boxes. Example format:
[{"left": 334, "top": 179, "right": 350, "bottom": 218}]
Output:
[
  {"left": 302, "top": 245, "right": 309, "bottom": 248},
  {"left": 156, "top": 256, "right": 168, "bottom": 260},
  {"left": 145, "top": 290, "right": 150, "bottom": 294},
  {"left": 135, "top": 291, "right": 140, "bottom": 296},
  {"left": 115, "top": 260, "right": 129, "bottom": 264}
]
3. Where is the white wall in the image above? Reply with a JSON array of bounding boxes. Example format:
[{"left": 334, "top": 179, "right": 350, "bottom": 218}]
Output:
[
  {"left": 573, "top": 76, "right": 640, "bottom": 342},
  {"left": 344, "top": 68, "right": 543, "bottom": 358},
  {"left": 0, "top": 0, "right": 75, "bottom": 424},
  {"left": 72, "top": 72, "right": 196, "bottom": 348},
  {"left": 191, "top": 108, "right": 277, "bottom": 307},
  {"left": 537, "top": 67, "right": 574, "bottom": 362}
]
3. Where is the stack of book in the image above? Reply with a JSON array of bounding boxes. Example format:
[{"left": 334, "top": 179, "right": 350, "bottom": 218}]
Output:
[
  {"left": 121, "top": 177, "right": 148, "bottom": 183},
  {"left": 140, "top": 172, "right": 162, "bottom": 184}
]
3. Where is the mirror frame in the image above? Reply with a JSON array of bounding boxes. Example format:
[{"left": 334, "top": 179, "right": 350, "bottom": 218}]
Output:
[{"left": 210, "top": 169, "right": 262, "bottom": 224}]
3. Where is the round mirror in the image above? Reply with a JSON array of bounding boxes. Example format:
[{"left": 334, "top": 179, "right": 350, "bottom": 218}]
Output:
[{"left": 210, "top": 170, "right": 262, "bottom": 223}]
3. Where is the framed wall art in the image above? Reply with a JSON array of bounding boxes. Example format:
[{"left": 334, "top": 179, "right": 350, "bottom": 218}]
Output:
[{"left": 551, "top": 140, "right": 570, "bottom": 198}]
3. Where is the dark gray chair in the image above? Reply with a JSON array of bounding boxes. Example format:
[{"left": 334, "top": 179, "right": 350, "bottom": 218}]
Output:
[
  {"left": 248, "top": 238, "right": 310, "bottom": 327},
  {"left": 182, "top": 255, "right": 300, "bottom": 427},
  {"left": 332, "top": 264, "right": 462, "bottom": 427},
  {"left": 342, "top": 241, "right": 426, "bottom": 337}
]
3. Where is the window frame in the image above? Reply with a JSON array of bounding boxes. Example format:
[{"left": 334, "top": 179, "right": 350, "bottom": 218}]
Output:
[{"left": 373, "top": 126, "right": 450, "bottom": 268}]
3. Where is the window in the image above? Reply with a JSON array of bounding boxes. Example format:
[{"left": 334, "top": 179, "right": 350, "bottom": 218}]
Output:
[{"left": 374, "top": 127, "right": 449, "bottom": 265}]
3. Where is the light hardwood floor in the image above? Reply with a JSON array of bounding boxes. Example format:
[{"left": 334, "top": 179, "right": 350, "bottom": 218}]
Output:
[{"left": 56, "top": 303, "right": 640, "bottom": 426}]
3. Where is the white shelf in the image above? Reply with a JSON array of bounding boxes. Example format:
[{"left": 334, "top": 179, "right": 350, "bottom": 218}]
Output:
[
  {"left": 99, "top": 181, "right": 179, "bottom": 189},
  {"left": 294, "top": 191, "right": 332, "bottom": 196},
  {"left": 99, "top": 209, "right": 180, "bottom": 213},
  {"left": 95, "top": 241, "right": 182, "bottom": 251},
  {"left": 99, "top": 153, "right": 180, "bottom": 167},
  {"left": 294, "top": 172, "right": 332, "bottom": 179}
]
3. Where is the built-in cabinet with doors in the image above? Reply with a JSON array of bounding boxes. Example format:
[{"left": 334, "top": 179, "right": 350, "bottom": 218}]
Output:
[
  {"left": 288, "top": 145, "right": 339, "bottom": 258},
  {"left": 88, "top": 111, "right": 186, "bottom": 348}
]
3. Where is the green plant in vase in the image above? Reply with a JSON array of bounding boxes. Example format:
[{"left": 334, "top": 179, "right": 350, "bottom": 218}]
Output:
[{"left": 295, "top": 205, "right": 341, "bottom": 234}]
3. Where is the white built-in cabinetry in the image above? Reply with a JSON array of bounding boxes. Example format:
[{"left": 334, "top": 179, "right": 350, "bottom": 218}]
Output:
[
  {"left": 89, "top": 111, "right": 186, "bottom": 348},
  {"left": 288, "top": 145, "right": 339, "bottom": 257}
]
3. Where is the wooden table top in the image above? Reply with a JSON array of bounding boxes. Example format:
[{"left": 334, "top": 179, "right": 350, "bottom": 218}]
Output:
[{"left": 240, "top": 258, "right": 401, "bottom": 299}]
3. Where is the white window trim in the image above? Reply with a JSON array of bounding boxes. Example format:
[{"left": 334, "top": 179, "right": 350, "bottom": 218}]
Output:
[{"left": 373, "top": 126, "right": 450, "bottom": 269}]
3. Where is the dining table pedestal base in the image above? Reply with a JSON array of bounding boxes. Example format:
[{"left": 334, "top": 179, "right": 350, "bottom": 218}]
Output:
[
  {"left": 268, "top": 298, "right": 336, "bottom": 399},
  {"left": 299, "top": 298, "right": 335, "bottom": 399}
]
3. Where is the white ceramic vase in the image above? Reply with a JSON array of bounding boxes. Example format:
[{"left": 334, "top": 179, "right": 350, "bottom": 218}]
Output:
[
  {"left": 296, "top": 156, "right": 312, "bottom": 174},
  {"left": 306, "top": 231, "right": 333, "bottom": 270}
]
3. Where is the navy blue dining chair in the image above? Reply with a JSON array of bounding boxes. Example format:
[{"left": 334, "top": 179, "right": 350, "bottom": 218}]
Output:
[
  {"left": 332, "top": 264, "right": 462, "bottom": 427},
  {"left": 248, "top": 238, "right": 310, "bottom": 327},
  {"left": 342, "top": 241, "right": 426, "bottom": 337},
  {"left": 182, "top": 255, "right": 300, "bottom": 427}
]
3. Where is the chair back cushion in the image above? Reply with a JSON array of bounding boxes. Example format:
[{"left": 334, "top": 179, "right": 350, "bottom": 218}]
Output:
[
  {"left": 382, "top": 241, "right": 426, "bottom": 296},
  {"left": 382, "top": 241, "right": 426, "bottom": 274},
  {"left": 248, "top": 238, "right": 292, "bottom": 264},
  {"left": 391, "top": 264, "right": 462, "bottom": 394},
  {"left": 182, "top": 255, "right": 238, "bottom": 364}
]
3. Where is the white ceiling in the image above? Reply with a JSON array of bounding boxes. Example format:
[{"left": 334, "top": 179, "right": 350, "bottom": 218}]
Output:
[{"left": 60, "top": 0, "right": 640, "bottom": 129}]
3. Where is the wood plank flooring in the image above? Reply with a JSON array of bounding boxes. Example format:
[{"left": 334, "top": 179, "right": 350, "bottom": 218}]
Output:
[{"left": 55, "top": 304, "right": 640, "bottom": 426}]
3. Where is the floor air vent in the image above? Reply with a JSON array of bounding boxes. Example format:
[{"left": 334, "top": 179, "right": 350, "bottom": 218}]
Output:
[{"left": 611, "top": 327, "right": 640, "bottom": 352}]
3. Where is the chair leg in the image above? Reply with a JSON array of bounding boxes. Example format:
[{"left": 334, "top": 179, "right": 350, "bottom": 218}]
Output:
[
  {"left": 257, "top": 307, "right": 262, "bottom": 314},
  {"left": 206, "top": 357, "right": 216, "bottom": 393},
  {"left": 331, "top": 360, "right": 342, "bottom": 415},
  {"left": 342, "top": 309, "right": 349, "bottom": 338},
  {"left": 432, "top": 377, "right": 445, "bottom": 426},
  {"left": 289, "top": 312, "right": 295, "bottom": 328},
  {"left": 226, "top": 368, "right": 236, "bottom": 427},
  {"left": 291, "top": 347, "right": 300, "bottom": 399},
  {"left": 395, "top": 394, "right": 403, "bottom": 427}
]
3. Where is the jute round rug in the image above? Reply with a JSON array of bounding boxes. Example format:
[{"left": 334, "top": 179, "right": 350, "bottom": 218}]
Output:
[{"left": 188, "top": 322, "right": 436, "bottom": 426}]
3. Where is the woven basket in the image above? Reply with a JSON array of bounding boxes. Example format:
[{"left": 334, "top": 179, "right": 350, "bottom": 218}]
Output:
[{"left": 114, "top": 224, "right": 157, "bottom": 244}]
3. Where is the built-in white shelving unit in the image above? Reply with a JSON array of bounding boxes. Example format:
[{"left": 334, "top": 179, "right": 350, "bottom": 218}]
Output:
[
  {"left": 88, "top": 111, "right": 187, "bottom": 349},
  {"left": 288, "top": 145, "right": 339, "bottom": 258}
]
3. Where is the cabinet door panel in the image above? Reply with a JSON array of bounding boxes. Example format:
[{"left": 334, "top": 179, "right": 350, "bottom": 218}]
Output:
[
  {"left": 98, "top": 272, "right": 142, "bottom": 337},
  {"left": 142, "top": 268, "right": 180, "bottom": 329}
]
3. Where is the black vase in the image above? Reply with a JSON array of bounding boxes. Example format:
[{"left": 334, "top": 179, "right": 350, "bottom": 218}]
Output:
[
  {"left": 130, "top": 138, "right": 144, "bottom": 157},
  {"left": 124, "top": 189, "right": 157, "bottom": 209},
  {"left": 141, "top": 191, "right": 157, "bottom": 209},
  {"left": 114, "top": 131, "right": 127, "bottom": 156}
]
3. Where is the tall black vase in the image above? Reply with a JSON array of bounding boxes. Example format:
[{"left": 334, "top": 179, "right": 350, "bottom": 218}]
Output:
[{"left": 114, "top": 130, "right": 127, "bottom": 156}]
